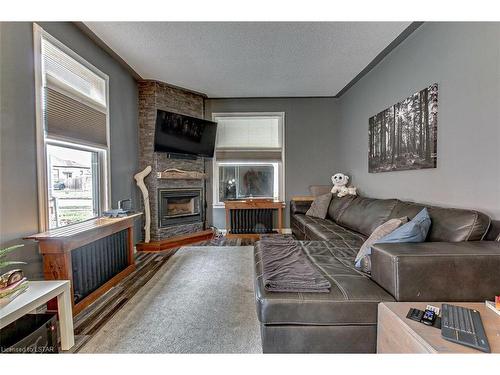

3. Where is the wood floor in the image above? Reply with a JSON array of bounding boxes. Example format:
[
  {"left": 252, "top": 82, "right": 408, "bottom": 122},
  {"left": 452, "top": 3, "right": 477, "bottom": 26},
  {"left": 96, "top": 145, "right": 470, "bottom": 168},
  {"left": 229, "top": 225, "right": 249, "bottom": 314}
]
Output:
[{"left": 69, "top": 236, "right": 248, "bottom": 353}]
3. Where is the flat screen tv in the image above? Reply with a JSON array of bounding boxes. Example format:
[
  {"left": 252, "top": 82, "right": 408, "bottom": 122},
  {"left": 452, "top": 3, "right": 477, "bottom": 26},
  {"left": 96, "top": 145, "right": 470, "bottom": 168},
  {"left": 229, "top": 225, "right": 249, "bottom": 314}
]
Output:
[{"left": 154, "top": 110, "right": 217, "bottom": 158}]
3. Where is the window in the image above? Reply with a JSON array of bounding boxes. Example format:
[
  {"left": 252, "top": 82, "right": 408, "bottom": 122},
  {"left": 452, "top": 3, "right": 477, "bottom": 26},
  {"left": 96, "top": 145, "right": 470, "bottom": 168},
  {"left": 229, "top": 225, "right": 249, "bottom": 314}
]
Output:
[
  {"left": 213, "top": 113, "right": 284, "bottom": 205},
  {"left": 218, "top": 162, "right": 280, "bottom": 201},
  {"left": 34, "top": 24, "right": 110, "bottom": 230},
  {"left": 46, "top": 145, "right": 100, "bottom": 228}
]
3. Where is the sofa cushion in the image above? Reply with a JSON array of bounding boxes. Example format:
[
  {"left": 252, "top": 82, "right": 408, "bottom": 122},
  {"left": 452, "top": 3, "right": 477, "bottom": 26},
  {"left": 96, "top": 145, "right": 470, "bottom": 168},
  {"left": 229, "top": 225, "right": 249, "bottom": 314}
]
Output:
[
  {"left": 254, "top": 241, "right": 395, "bottom": 325},
  {"left": 388, "top": 201, "right": 490, "bottom": 241},
  {"left": 335, "top": 197, "right": 399, "bottom": 236},
  {"left": 292, "top": 214, "right": 367, "bottom": 245},
  {"left": 305, "top": 221, "right": 366, "bottom": 246},
  {"left": 354, "top": 216, "right": 408, "bottom": 272},
  {"left": 327, "top": 195, "right": 356, "bottom": 222},
  {"left": 377, "top": 208, "right": 431, "bottom": 244},
  {"left": 306, "top": 193, "right": 332, "bottom": 219},
  {"left": 291, "top": 214, "right": 316, "bottom": 234}
]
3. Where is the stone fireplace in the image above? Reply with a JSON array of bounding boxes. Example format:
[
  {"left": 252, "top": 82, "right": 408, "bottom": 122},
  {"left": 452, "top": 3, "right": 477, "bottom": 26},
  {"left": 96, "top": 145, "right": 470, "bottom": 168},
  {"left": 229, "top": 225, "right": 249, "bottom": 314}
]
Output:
[{"left": 138, "top": 80, "right": 209, "bottom": 241}]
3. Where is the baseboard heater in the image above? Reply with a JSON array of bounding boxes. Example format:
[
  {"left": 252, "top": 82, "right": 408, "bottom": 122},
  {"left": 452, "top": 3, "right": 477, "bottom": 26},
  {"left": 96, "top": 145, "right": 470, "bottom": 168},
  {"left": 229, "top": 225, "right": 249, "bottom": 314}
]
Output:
[{"left": 229, "top": 208, "right": 274, "bottom": 234}]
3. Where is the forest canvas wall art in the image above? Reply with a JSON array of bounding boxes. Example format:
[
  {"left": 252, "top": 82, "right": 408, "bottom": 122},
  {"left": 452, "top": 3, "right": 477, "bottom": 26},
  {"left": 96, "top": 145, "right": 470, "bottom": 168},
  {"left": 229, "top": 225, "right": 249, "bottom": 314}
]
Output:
[{"left": 368, "top": 83, "right": 438, "bottom": 173}]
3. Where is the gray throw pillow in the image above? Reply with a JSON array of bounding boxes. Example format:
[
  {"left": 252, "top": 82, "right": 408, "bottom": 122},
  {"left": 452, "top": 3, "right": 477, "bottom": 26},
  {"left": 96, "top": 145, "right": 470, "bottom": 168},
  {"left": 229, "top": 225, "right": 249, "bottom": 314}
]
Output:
[
  {"left": 305, "top": 193, "right": 332, "bottom": 219},
  {"left": 354, "top": 216, "right": 408, "bottom": 273}
]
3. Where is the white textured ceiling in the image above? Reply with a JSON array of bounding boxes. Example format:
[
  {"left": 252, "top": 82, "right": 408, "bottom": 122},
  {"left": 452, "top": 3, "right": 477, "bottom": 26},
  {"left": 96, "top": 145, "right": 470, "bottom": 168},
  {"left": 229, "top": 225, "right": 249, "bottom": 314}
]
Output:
[{"left": 84, "top": 22, "right": 410, "bottom": 97}]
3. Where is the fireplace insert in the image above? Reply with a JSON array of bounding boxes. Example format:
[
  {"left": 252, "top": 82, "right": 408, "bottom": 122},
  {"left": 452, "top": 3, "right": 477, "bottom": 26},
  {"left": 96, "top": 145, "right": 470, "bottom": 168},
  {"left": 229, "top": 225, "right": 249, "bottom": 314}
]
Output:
[{"left": 158, "top": 188, "right": 203, "bottom": 227}]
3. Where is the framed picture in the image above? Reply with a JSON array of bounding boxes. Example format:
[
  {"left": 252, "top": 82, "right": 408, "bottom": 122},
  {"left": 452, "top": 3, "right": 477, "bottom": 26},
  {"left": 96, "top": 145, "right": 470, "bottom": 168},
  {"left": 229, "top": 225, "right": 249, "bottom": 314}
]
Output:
[{"left": 368, "top": 83, "right": 438, "bottom": 173}]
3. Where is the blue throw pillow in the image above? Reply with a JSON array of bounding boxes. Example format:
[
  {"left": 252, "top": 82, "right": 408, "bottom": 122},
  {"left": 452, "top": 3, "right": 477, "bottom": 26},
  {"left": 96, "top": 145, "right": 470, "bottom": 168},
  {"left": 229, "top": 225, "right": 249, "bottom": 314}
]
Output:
[{"left": 375, "top": 208, "right": 431, "bottom": 245}]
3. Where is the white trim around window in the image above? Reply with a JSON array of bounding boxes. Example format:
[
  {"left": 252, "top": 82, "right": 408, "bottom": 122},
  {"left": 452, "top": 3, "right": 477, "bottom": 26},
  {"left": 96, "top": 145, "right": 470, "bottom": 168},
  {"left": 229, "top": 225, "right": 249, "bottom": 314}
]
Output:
[
  {"left": 33, "top": 23, "right": 111, "bottom": 231},
  {"left": 211, "top": 112, "right": 285, "bottom": 207}
]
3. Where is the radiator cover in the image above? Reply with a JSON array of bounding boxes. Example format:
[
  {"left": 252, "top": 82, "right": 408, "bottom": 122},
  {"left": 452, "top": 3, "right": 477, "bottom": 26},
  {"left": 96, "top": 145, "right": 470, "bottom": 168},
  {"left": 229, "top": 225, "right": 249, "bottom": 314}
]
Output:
[
  {"left": 71, "top": 229, "right": 129, "bottom": 304},
  {"left": 229, "top": 208, "right": 274, "bottom": 234}
]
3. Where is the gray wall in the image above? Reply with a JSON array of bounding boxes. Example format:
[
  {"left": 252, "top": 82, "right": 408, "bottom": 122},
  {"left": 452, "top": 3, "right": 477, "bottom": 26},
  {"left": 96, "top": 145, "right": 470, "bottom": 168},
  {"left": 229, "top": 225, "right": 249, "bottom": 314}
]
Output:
[
  {"left": 337, "top": 22, "right": 500, "bottom": 219},
  {"left": 0, "top": 22, "right": 138, "bottom": 279},
  {"left": 205, "top": 98, "right": 339, "bottom": 228}
]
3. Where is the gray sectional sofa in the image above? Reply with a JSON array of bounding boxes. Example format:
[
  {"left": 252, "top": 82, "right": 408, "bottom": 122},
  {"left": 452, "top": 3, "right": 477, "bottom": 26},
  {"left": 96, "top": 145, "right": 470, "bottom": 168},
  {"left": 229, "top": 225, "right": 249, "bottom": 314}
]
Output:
[{"left": 253, "top": 195, "right": 500, "bottom": 353}]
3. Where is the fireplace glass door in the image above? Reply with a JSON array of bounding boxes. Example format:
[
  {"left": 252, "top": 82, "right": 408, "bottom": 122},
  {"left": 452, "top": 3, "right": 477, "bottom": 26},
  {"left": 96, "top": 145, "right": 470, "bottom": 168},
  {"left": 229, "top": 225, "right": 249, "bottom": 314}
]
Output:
[
  {"left": 158, "top": 189, "right": 202, "bottom": 227},
  {"left": 166, "top": 197, "right": 196, "bottom": 218}
]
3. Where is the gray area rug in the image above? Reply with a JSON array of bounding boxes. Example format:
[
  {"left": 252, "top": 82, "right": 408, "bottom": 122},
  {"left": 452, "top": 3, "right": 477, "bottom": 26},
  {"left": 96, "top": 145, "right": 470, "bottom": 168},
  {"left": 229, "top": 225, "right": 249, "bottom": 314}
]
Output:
[{"left": 80, "top": 246, "right": 262, "bottom": 353}]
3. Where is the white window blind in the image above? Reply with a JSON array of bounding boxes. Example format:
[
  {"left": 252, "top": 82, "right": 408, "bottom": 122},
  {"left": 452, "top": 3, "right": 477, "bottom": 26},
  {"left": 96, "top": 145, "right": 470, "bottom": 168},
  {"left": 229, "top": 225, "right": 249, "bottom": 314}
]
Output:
[
  {"left": 42, "top": 37, "right": 108, "bottom": 147},
  {"left": 44, "top": 87, "right": 108, "bottom": 147},
  {"left": 42, "top": 38, "right": 106, "bottom": 107},
  {"left": 216, "top": 117, "right": 282, "bottom": 149}
]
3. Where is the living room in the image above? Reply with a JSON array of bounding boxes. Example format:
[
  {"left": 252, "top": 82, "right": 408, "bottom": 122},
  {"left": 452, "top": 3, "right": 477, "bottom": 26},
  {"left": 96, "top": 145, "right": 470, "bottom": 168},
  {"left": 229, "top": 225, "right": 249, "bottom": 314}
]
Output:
[{"left": 1, "top": 1, "right": 499, "bottom": 373}]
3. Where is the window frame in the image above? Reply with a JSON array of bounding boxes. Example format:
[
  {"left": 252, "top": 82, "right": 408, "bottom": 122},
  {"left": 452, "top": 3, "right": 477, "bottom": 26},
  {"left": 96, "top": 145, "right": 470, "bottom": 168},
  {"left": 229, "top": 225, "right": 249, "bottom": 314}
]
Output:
[
  {"left": 33, "top": 23, "right": 111, "bottom": 231},
  {"left": 211, "top": 112, "right": 285, "bottom": 207}
]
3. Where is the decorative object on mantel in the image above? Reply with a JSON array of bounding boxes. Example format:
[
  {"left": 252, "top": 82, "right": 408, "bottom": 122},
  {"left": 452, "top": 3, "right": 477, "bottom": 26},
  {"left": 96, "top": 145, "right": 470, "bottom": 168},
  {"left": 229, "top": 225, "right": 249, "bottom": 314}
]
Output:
[
  {"left": 134, "top": 166, "right": 152, "bottom": 243},
  {"left": 369, "top": 83, "right": 438, "bottom": 173},
  {"left": 0, "top": 244, "right": 28, "bottom": 306},
  {"left": 157, "top": 168, "right": 208, "bottom": 180}
]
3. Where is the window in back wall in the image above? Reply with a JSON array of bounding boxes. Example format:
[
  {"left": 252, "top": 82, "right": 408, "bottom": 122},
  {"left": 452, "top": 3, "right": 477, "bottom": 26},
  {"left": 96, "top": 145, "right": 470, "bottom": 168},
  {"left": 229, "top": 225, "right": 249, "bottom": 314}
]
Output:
[
  {"left": 34, "top": 24, "right": 110, "bottom": 230},
  {"left": 212, "top": 113, "right": 285, "bottom": 205}
]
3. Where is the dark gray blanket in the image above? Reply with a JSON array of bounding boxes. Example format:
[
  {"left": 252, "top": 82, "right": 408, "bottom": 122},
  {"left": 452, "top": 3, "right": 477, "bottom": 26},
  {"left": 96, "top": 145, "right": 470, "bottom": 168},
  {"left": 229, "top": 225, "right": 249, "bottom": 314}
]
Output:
[{"left": 258, "top": 237, "right": 331, "bottom": 293}]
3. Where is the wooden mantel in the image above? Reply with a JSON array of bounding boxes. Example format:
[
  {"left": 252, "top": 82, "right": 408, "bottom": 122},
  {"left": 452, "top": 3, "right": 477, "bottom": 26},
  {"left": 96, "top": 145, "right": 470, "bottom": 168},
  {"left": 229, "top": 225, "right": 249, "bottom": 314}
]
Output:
[
  {"left": 157, "top": 168, "right": 207, "bottom": 180},
  {"left": 25, "top": 213, "right": 142, "bottom": 316}
]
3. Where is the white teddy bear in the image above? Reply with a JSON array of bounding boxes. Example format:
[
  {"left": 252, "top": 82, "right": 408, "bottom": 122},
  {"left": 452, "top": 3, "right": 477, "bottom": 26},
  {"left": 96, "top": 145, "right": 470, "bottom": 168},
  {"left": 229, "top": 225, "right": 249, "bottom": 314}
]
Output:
[{"left": 331, "top": 173, "right": 357, "bottom": 198}]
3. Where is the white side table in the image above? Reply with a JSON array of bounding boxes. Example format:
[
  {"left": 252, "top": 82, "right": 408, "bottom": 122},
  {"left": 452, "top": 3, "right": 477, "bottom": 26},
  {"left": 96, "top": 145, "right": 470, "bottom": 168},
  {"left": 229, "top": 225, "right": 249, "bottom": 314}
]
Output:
[{"left": 0, "top": 280, "right": 75, "bottom": 350}]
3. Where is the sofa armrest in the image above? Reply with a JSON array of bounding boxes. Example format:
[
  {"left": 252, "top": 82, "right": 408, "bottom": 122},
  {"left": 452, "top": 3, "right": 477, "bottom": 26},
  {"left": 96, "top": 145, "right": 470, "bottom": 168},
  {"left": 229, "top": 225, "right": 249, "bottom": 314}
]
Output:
[
  {"left": 290, "top": 199, "right": 313, "bottom": 215},
  {"left": 371, "top": 241, "right": 500, "bottom": 302}
]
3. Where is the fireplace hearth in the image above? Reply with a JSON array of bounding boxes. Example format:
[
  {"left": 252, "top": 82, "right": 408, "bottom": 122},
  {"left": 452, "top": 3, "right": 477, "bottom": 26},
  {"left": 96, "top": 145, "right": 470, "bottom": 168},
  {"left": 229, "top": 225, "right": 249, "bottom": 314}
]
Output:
[{"left": 158, "top": 188, "right": 202, "bottom": 227}]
